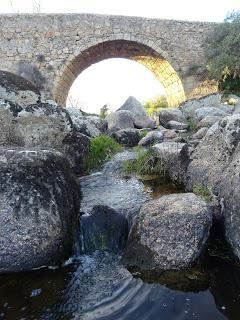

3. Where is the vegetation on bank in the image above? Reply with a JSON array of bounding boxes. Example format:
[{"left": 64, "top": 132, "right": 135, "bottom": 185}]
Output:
[
  {"left": 187, "top": 119, "right": 198, "bottom": 132},
  {"left": 85, "top": 135, "right": 121, "bottom": 171},
  {"left": 143, "top": 95, "right": 168, "bottom": 116},
  {"left": 205, "top": 11, "right": 240, "bottom": 94},
  {"left": 193, "top": 184, "right": 211, "bottom": 201},
  {"left": 123, "top": 148, "right": 167, "bottom": 177}
]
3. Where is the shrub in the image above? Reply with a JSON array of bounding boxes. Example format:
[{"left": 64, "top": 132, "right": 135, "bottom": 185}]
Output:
[
  {"left": 143, "top": 95, "right": 168, "bottom": 116},
  {"left": 86, "top": 135, "right": 121, "bottom": 171},
  {"left": 123, "top": 149, "right": 166, "bottom": 177},
  {"left": 193, "top": 184, "right": 210, "bottom": 201},
  {"left": 187, "top": 119, "right": 198, "bottom": 132},
  {"left": 205, "top": 11, "right": 240, "bottom": 93}
]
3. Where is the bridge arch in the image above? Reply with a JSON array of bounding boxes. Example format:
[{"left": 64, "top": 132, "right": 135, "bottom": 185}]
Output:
[{"left": 53, "top": 36, "right": 186, "bottom": 108}]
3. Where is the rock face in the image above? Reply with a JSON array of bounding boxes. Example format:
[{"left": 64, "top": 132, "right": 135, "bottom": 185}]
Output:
[
  {"left": 185, "top": 115, "right": 240, "bottom": 260},
  {"left": 81, "top": 205, "right": 129, "bottom": 254},
  {"left": 152, "top": 142, "right": 189, "bottom": 185},
  {"left": 112, "top": 129, "right": 140, "bottom": 147},
  {"left": 122, "top": 193, "right": 212, "bottom": 271},
  {"left": 106, "top": 110, "right": 134, "bottom": 132},
  {"left": 117, "top": 96, "right": 155, "bottom": 129},
  {"left": 0, "top": 70, "right": 41, "bottom": 108},
  {"left": 138, "top": 130, "right": 164, "bottom": 147},
  {"left": 0, "top": 148, "right": 81, "bottom": 273},
  {"left": 0, "top": 100, "right": 90, "bottom": 173},
  {"left": 159, "top": 108, "right": 186, "bottom": 128}
]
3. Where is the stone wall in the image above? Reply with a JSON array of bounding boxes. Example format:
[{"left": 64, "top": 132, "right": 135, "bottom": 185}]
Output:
[{"left": 0, "top": 14, "right": 217, "bottom": 107}]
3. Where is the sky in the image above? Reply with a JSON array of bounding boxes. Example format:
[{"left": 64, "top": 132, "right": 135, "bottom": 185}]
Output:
[{"left": 1, "top": 0, "right": 240, "bottom": 112}]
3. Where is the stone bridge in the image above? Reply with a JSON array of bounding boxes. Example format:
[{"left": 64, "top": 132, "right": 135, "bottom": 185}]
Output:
[{"left": 0, "top": 14, "right": 217, "bottom": 107}]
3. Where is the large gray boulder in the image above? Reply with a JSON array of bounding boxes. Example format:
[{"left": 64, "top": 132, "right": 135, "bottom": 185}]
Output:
[
  {"left": 152, "top": 142, "right": 189, "bottom": 184},
  {"left": 66, "top": 107, "right": 106, "bottom": 137},
  {"left": 198, "top": 115, "right": 222, "bottom": 128},
  {"left": 0, "top": 148, "right": 81, "bottom": 273},
  {"left": 112, "top": 128, "right": 140, "bottom": 147},
  {"left": 159, "top": 108, "right": 187, "bottom": 128},
  {"left": 186, "top": 115, "right": 240, "bottom": 260},
  {"left": 138, "top": 130, "right": 164, "bottom": 147},
  {"left": 0, "top": 100, "right": 90, "bottom": 173},
  {"left": 180, "top": 94, "right": 222, "bottom": 118},
  {"left": 106, "top": 110, "right": 134, "bottom": 132},
  {"left": 0, "top": 70, "right": 41, "bottom": 108},
  {"left": 122, "top": 193, "right": 212, "bottom": 271},
  {"left": 117, "top": 96, "right": 155, "bottom": 129},
  {"left": 193, "top": 107, "right": 228, "bottom": 122}
]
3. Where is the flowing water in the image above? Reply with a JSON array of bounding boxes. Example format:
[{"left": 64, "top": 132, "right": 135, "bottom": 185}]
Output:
[{"left": 0, "top": 151, "right": 240, "bottom": 320}]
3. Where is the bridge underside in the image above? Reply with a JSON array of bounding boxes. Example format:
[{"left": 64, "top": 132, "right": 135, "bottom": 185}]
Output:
[{"left": 53, "top": 40, "right": 186, "bottom": 108}]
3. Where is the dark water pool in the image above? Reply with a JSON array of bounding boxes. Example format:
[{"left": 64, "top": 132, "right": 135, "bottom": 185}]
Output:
[
  {"left": 1, "top": 153, "right": 240, "bottom": 320},
  {"left": 1, "top": 231, "right": 240, "bottom": 320}
]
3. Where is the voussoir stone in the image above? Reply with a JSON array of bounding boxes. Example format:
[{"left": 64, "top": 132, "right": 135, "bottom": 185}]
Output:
[
  {"left": 0, "top": 148, "right": 81, "bottom": 273},
  {"left": 117, "top": 96, "right": 155, "bottom": 129},
  {"left": 122, "top": 193, "right": 212, "bottom": 271}
]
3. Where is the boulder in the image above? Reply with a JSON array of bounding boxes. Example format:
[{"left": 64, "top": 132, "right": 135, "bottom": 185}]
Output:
[
  {"left": 138, "top": 130, "right": 164, "bottom": 147},
  {"left": 194, "top": 107, "right": 228, "bottom": 122},
  {"left": 0, "top": 70, "right": 41, "bottom": 108},
  {"left": 152, "top": 142, "right": 189, "bottom": 184},
  {"left": 163, "top": 129, "right": 177, "bottom": 140},
  {"left": 117, "top": 96, "right": 155, "bottom": 129},
  {"left": 122, "top": 193, "right": 212, "bottom": 271},
  {"left": 192, "top": 127, "right": 208, "bottom": 140},
  {"left": 112, "top": 128, "right": 140, "bottom": 147},
  {"left": 81, "top": 205, "right": 129, "bottom": 254},
  {"left": 0, "top": 148, "right": 81, "bottom": 273},
  {"left": 0, "top": 100, "right": 90, "bottom": 173},
  {"left": 180, "top": 94, "right": 222, "bottom": 118},
  {"left": 166, "top": 120, "right": 188, "bottom": 130},
  {"left": 185, "top": 115, "right": 240, "bottom": 260},
  {"left": 66, "top": 107, "right": 105, "bottom": 137},
  {"left": 106, "top": 110, "right": 134, "bottom": 132},
  {"left": 198, "top": 115, "right": 222, "bottom": 128},
  {"left": 159, "top": 108, "right": 187, "bottom": 128}
]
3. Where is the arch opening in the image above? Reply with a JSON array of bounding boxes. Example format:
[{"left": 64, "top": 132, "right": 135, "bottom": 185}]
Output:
[{"left": 53, "top": 40, "right": 186, "bottom": 108}]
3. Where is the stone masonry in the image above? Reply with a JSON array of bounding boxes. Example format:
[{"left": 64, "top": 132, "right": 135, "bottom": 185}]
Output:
[{"left": 0, "top": 14, "right": 217, "bottom": 107}]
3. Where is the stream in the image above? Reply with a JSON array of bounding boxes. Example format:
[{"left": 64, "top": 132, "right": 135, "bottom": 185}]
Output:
[{"left": 1, "top": 150, "right": 240, "bottom": 320}]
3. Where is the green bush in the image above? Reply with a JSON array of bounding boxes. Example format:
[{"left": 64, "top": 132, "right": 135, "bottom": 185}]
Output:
[
  {"left": 143, "top": 95, "right": 168, "bottom": 116},
  {"left": 193, "top": 184, "right": 210, "bottom": 201},
  {"left": 187, "top": 119, "right": 198, "bottom": 132},
  {"left": 86, "top": 135, "right": 121, "bottom": 171},
  {"left": 123, "top": 149, "right": 166, "bottom": 177},
  {"left": 205, "top": 11, "right": 240, "bottom": 92}
]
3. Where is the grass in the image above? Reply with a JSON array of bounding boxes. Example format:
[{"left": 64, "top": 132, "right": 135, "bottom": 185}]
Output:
[
  {"left": 123, "top": 148, "right": 167, "bottom": 177},
  {"left": 193, "top": 184, "right": 211, "bottom": 201},
  {"left": 85, "top": 135, "right": 121, "bottom": 171},
  {"left": 187, "top": 119, "right": 198, "bottom": 132}
]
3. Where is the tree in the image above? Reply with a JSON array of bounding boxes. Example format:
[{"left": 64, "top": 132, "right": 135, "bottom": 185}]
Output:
[
  {"left": 99, "top": 104, "right": 109, "bottom": 119},
  {"left": 143, "top": 95, "right": 168, "bottom": 116},
  {"left": 205, "top": 11, "right": 240, "bottom": 92}
]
